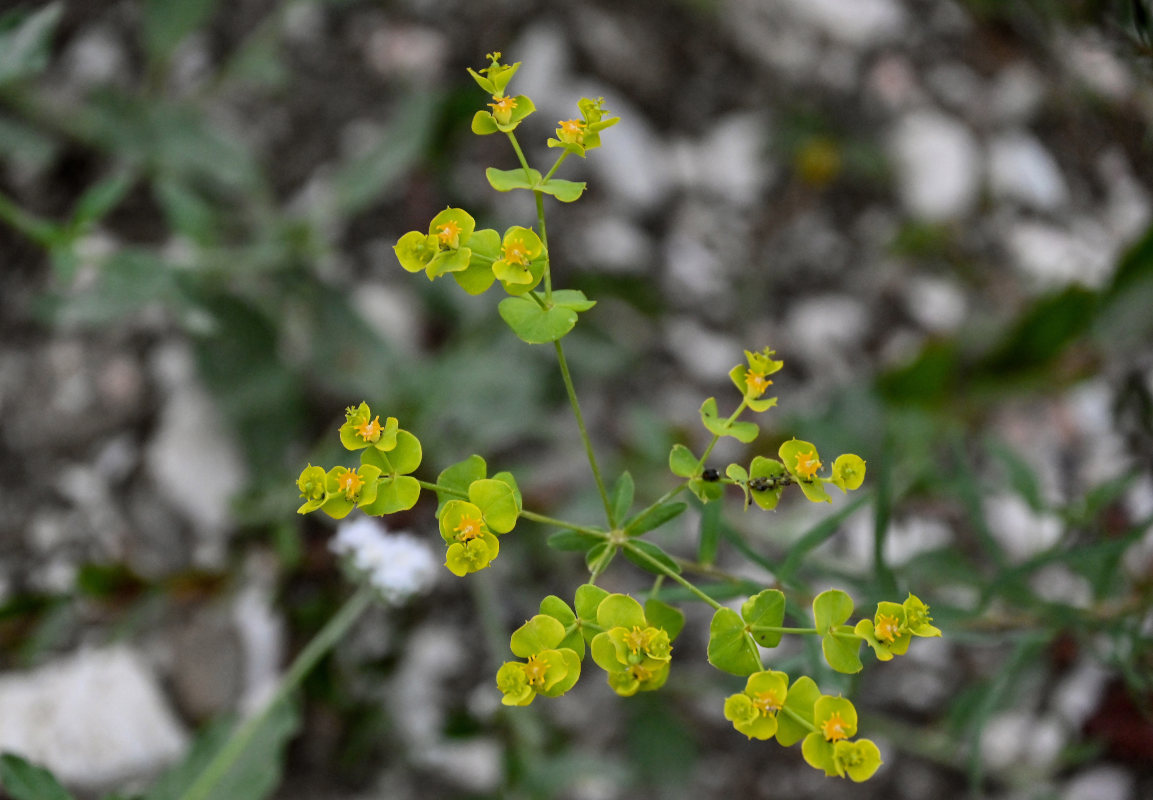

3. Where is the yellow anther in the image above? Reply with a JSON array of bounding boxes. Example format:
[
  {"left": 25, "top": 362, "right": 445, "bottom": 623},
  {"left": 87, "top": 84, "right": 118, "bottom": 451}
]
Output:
[
  {"left": 522, "top": 654, "right": 549, "bottom": 686},
  {"left": 436, "top": 219, "right": 462, "bottom": 247},
  {"left": 745, "top": 370, "right": 772, "bottom": 397},
  {"left": 502, "top": 238, "right": 530, "bottom": 266},
  {"left": 875, "top": 613, "right": 901, "bottom": 644},
  {"left": 337, "top": 469, "right": 364, "bottom": 500},
  {"left": 821, "top": 712, "right": 850, "bottom": 742},
  {"left": 752, "top": 690, "right": 784, "bottom": 716},
  {"left": 453, "top": 513, "right": 485, "bottom": 542},
  {"left": 794, "top": 450, "right": 822, "bottom": 479},
  {"left": 355, "top": 415, "right": 383, "bottom": 443},
  {"left": 622, "top": 626, "right": 652, "bottom": 654}
]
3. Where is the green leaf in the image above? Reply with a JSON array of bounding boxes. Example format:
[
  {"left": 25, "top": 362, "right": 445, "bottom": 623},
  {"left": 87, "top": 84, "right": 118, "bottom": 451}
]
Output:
[
  {"left": 747, "top": 456, "right": 786, "bottom": 511},
  {"left": 0, "top": 754, "right": 74, "bottom": 800},
  {"left": 575, "top": 583, "right": 610, "bottom": 624},
  {"left": 644, "top": 598, "right": 686, "bottom": 642},
  {"left": 471, "top": 110, "right": 499, "bottom": 135},
  {"left": 706, "top": 608, "right": 761, "bottom": 676},
  {"left": 0, "top": 3, "right": 63, "bottom": 85},
  {"left": 486, "top": 167, "right": 541, "bottom": 193},
  {"left": 700, "top": 397, "right": 759, "bottom": 443},
  {"left": 776, "top": 676, "right": 820, "bottom": 746},
  {"left": 596, "top": 594, "right": 646, "bottom": 630},
  {"left": 812, "top": 589, "right": 854, "bottom": 634},
  {"left": 358, "top": 475, "right": 420, "bottom": 515},
  {"left": 511, "top": 614, "right": 565, "bottom": 658},
  {"left": 550, "top": 289, "right": 597, "bottom": 311},
  {"left": 547, "top": 530, "right": 605, "bottom": 552},
  {"left": 624, "top": 502, "right": 687, "bottom": 536},
  {"left": 143, "top": 699, "right": 298, "bottom": 800},
  {"left": 540, "top": 596, "right": 584, "bottom": 659},
  {"left": 70, "top": 171, "right": 136, "bottom": 232},
  {"left": 741, "top": 589, "right": 786, "bottom": 647},
  {"left": 610, "top": 471, "right": 635, "bottom": 524},
  {"left": 537, "top": 178, "right": 586, "bottom": 202},
  {"left": 822, "top": 632, "right": 863, "bottom": 674},
  {"left": 142, "top": 0, "right": 220, "bottom": 63},
  {"left": 585, "top": 542, "right": 617, "bottom": 574},
  {"left": 668, "top": 444, "right": 699, "bottom": 478},
  {"left": 469, "top": 478, "right": 521, "bottom": 533},
  {"left": 435, "top": 455, "right": 486, "bottom": 516},
  {"left": 698, "top": 500, "right": 721, "bottom": 565},
  {"left": 498, "top": 296, "right": 579, "bottom": 344},
  {"left": 623, "top": 540, "right": 681, "bottom": 575}
]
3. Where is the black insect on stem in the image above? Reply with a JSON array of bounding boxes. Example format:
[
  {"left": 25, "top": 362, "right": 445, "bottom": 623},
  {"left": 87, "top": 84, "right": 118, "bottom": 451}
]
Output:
[{"left": 701, "top": 468, "right": 720, "bottom": 482}]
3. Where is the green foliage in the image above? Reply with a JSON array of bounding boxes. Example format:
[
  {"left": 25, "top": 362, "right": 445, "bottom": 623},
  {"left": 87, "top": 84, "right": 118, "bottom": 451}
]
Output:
[{"left": 0, "top": 754, "right": 74, "bottom": 800}]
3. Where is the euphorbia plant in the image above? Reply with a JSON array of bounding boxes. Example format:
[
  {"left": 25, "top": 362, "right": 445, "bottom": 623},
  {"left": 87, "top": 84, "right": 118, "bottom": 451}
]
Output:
[{"left": 184, "top": 51, "right": 946, "bottom": 798}]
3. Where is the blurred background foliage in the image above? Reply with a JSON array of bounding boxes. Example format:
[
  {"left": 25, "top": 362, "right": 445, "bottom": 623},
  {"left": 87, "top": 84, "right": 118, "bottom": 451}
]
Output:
[{"left": 1, "top": 1, "right": 1152, "bottom": 799}]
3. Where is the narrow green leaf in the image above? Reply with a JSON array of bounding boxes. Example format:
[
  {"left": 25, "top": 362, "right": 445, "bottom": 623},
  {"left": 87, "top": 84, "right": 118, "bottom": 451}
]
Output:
[
  {"left": 547, "top": 530, "right": 604, "bottom": 552},
  {"left": 142, "top": 0, "right": 220, "bottom": 62},
  {"left": 0, "top": 754, "right": 74, "bottom": 800},
  {"left": 624, "top": 501, "right": 687, "bottom": 536},
  {"left": 623, "top": 540, "right": 681, "bottom": 575},
  {"left": 610, "top": 471, "right": 635, "bottom": 525},
  {"left": 0, "top": 3, "right": 63, "bottom": 84}
]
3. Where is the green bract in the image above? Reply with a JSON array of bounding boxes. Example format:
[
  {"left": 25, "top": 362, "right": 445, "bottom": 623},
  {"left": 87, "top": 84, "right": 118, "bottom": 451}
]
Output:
[
  {"left": 393, "top": 208, "right": 489, "bottom": 281},
  {"left": 339, "top": 402, "right": 399, "bottom": 452},
  {"left": 546, "top": 96, "right": 619, "bottom": 157},
  {"left": 779, "top": 438, "right": 831, "bottom": 503},
  {"left": 357, "top": 428, "right": 423, "bottom": 515},
  {"left": 801, "top": 696, "right": 859, "bottom": 776},
  {"left": 854, "top": 600, "right": 911, "bottom": 662},
  {"left": 296, "top": 464, "right": 327, "bottom": 514},
  {"left": 440, "top": 499, "right": 500, "bottom": 576},
  {"left": 831, "top": 453, "right": 866, "bottom": 492},
  {"left": 747, "top": 455, "right": 787, "bottom": 510},
  {"left": 466, "top": 52, "right": 520, "bottom": 96},
  {"left": 492, "top": 226, "right": 544, "bottom": 294},
  {"left": 834, "top": 738, "right": 883, "bottom": 782},
  {"left": 904, "top": 593, "right": 942, "bottom": 637},
  {"left": 590, "top": 594, "right": 674, "bottom": 696},
  {"left": 723, "top": 670, "right": 789, "bottom": 740},
  {"left": 728, "top": 348, "right": 783, "bottom": 412},
  {"left": 321, "top": 464, "right": 382, "bottom": 519},
  {"left": 813, "top": 589, "right": 862, "bottom": 674},
  {"left": 496, "top": 614, "right": 581, "bottom": 706},
  {"left": 700, "top": 397, "right": 759, "bottom": 443}
]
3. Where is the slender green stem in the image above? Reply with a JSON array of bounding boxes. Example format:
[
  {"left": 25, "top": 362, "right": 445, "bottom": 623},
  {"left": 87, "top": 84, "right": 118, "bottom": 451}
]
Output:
[
  {"left": 505, "top": 131, "right": 534, "bottom": 181},
  {"left": 781, "top": 704, "right": 817, "bottom": 733},
  {"left": 554, "top": 339, "right": 615, "bottom": 527},
  {"left": 751, "top": 625, "right": 819, "bottom": 635},
  {"left": 178, "top": 585, "right": 376, "bottom": 800},
  {"left": 647, "top": 575, "right": 665, "bottom": 602},
  {"left": 415, "top": 479, "right": 603, "bottom": 535},
  {"left": 622, "top": 542, "right": 722, "bottom": 610},
  {"left": 534, "top": 191, "right": 552, "bottom": 299},
  {"left": 695, "top": 398, "right": 749, "bottom": 472},
  {"left": 541, "top": 151, "right": 570, "bottom": 182}
]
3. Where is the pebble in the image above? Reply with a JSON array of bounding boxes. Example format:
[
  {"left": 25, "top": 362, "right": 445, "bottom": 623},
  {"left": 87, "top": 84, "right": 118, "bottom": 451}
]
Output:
[
  {"left": 779, "top": 0, "right": 907, "bottom": 48},
  {"left": 0, "top": 647, "right": 187, "bottom": 788},
  {"left": 890, "top": 109, "right": 981, "bottom": 222},
  {"left": 987, "top": 131, "right": 1069, "bottom": 212}
]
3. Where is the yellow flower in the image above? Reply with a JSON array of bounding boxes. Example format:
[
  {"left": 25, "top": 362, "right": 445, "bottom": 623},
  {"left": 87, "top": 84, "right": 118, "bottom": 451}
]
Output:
[
  {"left": 794, "top": 450, "right": 822, "bottom": 479},
  {"left": 436, "top": 219, "right": 462, "bottom": 248},
  {"left": 453, "top": 512, "right": 486, "bottom": 542},
  {"left": 820, "top": 711, "right": 851, "bottom": 742},
  {"left": 336, "top": 468, "right": 365, "bottom": 500},
  {"left": 488, "top": 95, "right": 518, "bottom": 125},
  {"left": 745, "top": 370, "right": 772, "bottom": 397},
  {"left": 355, "top": 415, "right": 383, "bottom": 443}
]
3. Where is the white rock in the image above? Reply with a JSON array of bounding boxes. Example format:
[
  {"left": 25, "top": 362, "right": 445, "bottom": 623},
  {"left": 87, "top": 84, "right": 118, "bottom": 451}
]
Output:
[
  {"left": 779, "top": 0, "right": 907, "bottom": 47},
  {"left": 146, "top": 344, "right": 246, "bottom": 559},
  {"left": 783, "top": 294, "right": 868, "bottom": 363},
  {"left": 904, "top": 275, "right": 968, "bottom": 333},
  {"left": 987, "top": 132, "right": 1069, "bottom": 211},
  {"left": 349, "top": 282, "right": 421, "bottom": 355},
  {"left": 926, "top": 62, "right": 984, "bottom": 113},
  {"left": 671, "top": 113, "right": 773, "bottom": 204},
  {"left": 981, "top": 711, "right": 1066, "bottom": 773},
  {"left": 890, "top": 109, "right": 981, "bottom": 221},
  {"left": 1006, "top": 220, "right": 1116, "bottom": 290},
  {"left": 1098, "top": 148, "right": 1152, "bottom": 241},
  {"left": 0, "top": 647, "right": 187, "bottom": 788},
  {"left": 1064, "top": 33, "right": 1134, "bottom": 100},
  {"left": 989, "top": 63, "right": 1047, "bottom": 124},
  {"left": 1051, "top": 660, "right": 1110, "bottom": 728},
  {"left": 1062, "top": 765, "right": 1137, "bottom": 800},
  {"left": 582, "top": 88, "right": 671, "bottom": 213},
  {"left": 1029, "top": 564, "right": 1092, "bottom": 608},
  {"left": 573, "top": 216, "right": 653, "bottom": 274},
  {"left": 665, "top": 317, "right": 742, "bottom": 383},
  {"left": 985, "top": 493, "right": 1062, "bottom": 562}
]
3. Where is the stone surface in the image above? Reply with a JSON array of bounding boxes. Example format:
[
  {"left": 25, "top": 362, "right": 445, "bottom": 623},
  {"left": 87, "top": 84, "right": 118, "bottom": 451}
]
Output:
[
  {"left": 890, "top": 109, "right": 981, "bottom": 221},
  {"left": 0, "top": 647, "right": 188, "bottom": 788}
]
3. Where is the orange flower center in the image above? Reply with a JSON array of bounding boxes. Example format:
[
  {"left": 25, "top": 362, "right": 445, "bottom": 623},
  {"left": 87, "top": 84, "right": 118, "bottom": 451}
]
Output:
[
  {"left": 794, "top": 450, "right": 822, "bottom": 479},
  {"left": 338, "top": 469, "right": 364, "bottom": 500},
  {"left": 522, "top": 654, "right": 549, "bottom": 686},
  {"left": 821, "top": 712, "right": 850, "bottom": 742},
  {"left": 503, "top": 238, "right": 530, "bottom": 266},
  {"left": 875, "top": 613, "right": 901, "bottom": 644},
  {"left": 745, "top": 370, "right": 772, "bottom": 397},
  {"left": 437, "top": 219, "right": 462, "bottom": 247},
  {"left": 453, "top": 514, "right": 485, "bottom": 542},
  {"left": 622, "top": 626, "right": 651, "bottom": 654},
  {"left": 355, "top": 415, "right": 382, "bottom": 442},
  {"left": 752, "top": 689, "right": 784, "bottom": 716},
  {"left": 489, "top": 95, "right": 518, "bottom": 122}
]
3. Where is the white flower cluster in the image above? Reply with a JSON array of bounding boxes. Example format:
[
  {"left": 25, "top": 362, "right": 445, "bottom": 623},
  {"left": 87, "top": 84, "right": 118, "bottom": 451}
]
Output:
[{"left": 330, "top": 517, "right": 438, "bottom": 605}]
